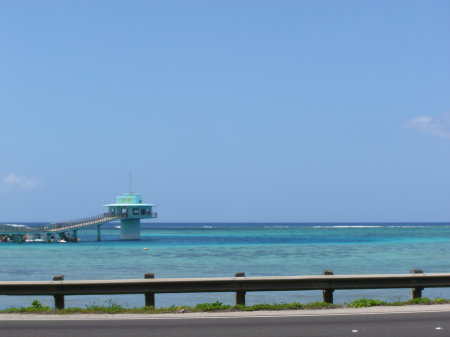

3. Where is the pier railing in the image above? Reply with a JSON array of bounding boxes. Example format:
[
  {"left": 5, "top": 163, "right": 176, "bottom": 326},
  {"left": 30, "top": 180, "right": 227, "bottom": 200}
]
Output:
[
  {"left": 0, "top": 212, "right": 158, "bottom": 237},
  {"left": 0, "top": 214, "right": 122, "bottom": 236},
  {"left": 0, "top": 269, "right": 449, "bottom": 309},
  {"left": 45, "top": 213, "right": 122, "bottom": 232}
]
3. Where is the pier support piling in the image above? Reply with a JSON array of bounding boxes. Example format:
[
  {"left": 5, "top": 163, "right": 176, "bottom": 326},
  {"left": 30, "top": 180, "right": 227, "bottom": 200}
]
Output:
[
  {"left": 96, "top": 225, "right": 101, "bottom": 242},
  {"left": 235, "top": 272, "right": 246, "bottom": 306}
]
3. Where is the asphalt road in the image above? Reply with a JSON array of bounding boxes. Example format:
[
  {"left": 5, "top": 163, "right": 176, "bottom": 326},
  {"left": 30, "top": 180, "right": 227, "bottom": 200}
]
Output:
[{"left": 1, "top": 309, "right": 449, "bottom": 337}]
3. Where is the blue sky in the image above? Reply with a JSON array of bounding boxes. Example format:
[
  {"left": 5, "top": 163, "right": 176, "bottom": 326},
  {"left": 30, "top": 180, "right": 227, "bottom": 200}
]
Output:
[{"left": 1, "top": 0, "right": 449, "bottom": 222}]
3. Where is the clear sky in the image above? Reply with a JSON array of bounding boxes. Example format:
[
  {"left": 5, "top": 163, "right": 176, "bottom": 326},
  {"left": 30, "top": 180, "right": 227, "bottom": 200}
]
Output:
[{"left": 1, "top": 0, "right": 449, "bottom": 223}]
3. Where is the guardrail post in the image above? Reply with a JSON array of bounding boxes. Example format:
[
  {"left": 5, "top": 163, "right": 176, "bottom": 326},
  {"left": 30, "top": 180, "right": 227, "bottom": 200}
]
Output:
[
  {"left": 235, "top": 272, "right": 246, "bottom": 306},
  {"left": 144, "top": 273, "right": 155, "bottom": 307},
  {"left": 410, "top": 269, "right": 424, "bottom": 299},
  {"left": 53, "top": 275, "right": 65, "bottom": 309},
  {"left": 322, "top": 270, "right": 334, "bottom": 304}
]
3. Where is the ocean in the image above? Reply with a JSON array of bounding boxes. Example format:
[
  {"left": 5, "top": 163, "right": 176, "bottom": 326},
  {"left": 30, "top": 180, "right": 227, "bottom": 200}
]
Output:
[{"left": 1, "top": 222, "right": 450, "bottom": 309}]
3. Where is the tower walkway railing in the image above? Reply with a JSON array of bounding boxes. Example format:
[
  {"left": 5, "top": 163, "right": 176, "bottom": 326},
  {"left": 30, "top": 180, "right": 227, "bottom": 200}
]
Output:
[
  {"left": 45, "top": 213, "right": 123, "bottom": 233},
  {"left": 0, "top": 214, "right": 123, "bottom": 236},
  {"left": 0, "top": 211, "right": 157, "bottom": 238}
]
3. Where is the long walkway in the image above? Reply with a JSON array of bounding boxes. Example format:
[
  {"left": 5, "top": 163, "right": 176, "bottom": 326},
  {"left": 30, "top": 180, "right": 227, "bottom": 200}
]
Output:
[{"left": 0, "top": 213, "right": 120, "bottom": 238}]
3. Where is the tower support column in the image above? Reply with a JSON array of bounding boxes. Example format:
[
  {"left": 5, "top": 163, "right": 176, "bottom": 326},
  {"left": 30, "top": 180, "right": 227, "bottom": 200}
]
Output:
[{"left": 120, "top": 218, "right": 141, "bottom": 240}]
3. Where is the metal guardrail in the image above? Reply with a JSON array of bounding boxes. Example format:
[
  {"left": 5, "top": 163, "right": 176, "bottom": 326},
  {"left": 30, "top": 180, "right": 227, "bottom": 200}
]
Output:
[{"left": 0, "top": 270, "right": 447, "bottom": 309}]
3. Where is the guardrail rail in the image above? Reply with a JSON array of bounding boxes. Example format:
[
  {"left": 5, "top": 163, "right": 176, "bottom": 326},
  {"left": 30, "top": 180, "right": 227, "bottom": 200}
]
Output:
[{"left": 0, "top": 269, "right": 447, "bottom": 309}]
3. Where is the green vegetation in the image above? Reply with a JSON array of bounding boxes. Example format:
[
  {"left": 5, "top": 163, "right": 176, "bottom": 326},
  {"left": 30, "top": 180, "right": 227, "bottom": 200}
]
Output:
[
  {"left": 3, "top": 300, "right": 51, "bottom": 313},
  {"left": 195, "top": 301, "right": 231, "bottom": 311},
  {"left": 349, "top": 298, "right": 389, "bottom": 308},
  {"left": 348, "top": 297, "right": 450, "bottom": 308},
  {"left": 1, "top": 298, "right": 449, "bottom": 314}
]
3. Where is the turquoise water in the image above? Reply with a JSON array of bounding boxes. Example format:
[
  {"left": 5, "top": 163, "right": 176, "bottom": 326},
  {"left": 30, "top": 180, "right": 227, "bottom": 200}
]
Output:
[{"left": 1, "top": 223, "right": 450, "bottom": 308}]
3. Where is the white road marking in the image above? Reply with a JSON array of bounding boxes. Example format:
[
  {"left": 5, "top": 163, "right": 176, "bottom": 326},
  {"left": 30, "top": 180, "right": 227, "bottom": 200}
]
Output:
[{"left": 1, "top": 304, "right": 450, "bottom": 321}]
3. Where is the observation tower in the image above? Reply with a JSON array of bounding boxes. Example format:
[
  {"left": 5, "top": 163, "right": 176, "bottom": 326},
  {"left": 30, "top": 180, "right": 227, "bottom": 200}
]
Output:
[{"left": 103, "top": 193, "right": 157, "bottom": 240}]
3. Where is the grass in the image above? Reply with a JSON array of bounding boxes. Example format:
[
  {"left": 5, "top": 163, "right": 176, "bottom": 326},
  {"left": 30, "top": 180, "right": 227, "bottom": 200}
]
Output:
[
  {"left": 347, "top": 297, "right": 450, "bottom": 308},
  {"left": 2, "top": 300, "right": 51, "bottom": 313},
  {"left": 1, "top": 298, "right": 449, "bottom": 314}
]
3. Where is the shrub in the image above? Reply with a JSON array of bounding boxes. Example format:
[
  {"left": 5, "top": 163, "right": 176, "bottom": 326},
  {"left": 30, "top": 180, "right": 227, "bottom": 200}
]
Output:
[
  {"left": 304, "top": 301, "right": 338, "bottom": 309},
  {"left": 407, "top": 297, "right": 432, "bottom": 305},
  {"left": 349, "top": 298, "right": 387, "bottom": 308},
  {"left": 194, "top": 301, "right": 230, "bottom": 311},
  {"left": 85, "top": 300, "right": 126, "bottom": 313}
]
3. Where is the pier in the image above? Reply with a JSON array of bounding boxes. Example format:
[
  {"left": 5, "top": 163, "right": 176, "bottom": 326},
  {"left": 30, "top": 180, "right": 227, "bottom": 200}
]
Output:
[{"left": 0, "top": 192, "right": 157, "bottom": 242}]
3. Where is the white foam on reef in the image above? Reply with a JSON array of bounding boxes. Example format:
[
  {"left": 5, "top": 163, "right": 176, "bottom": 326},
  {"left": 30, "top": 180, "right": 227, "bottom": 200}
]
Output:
[
  {"left": 313, "top": 225, "right": 383, "bottom": 228},
  {"left": 388, "top": 225, "right": 427, "bottom": 228},
  {"left": 333, "top": 225, "right": 383, "bottom": 228},
  {"left": 202, "top": 226, "right": 214, "bottom": 229},
  {"left": 313, "top": 225, "right": 433, "bottom": 229}
]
